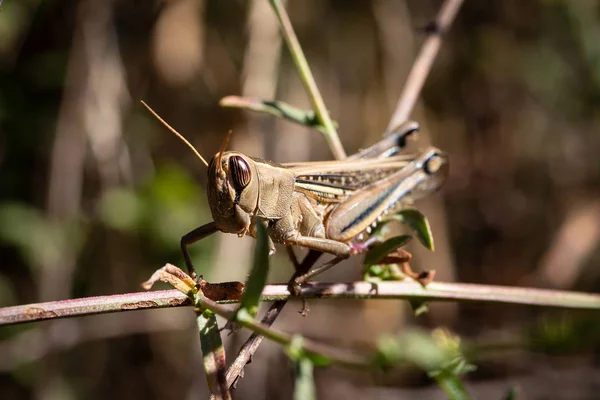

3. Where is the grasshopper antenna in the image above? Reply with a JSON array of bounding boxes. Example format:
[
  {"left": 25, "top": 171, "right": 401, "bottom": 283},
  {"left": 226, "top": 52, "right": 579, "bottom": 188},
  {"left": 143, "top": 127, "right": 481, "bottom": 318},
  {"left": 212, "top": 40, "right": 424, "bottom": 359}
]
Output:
[
  {"left": 216, "top": 129, "right": 232, "bottom": 174},
  {"left": 140, "top": 100, "right": 209, "bottom": 167}
]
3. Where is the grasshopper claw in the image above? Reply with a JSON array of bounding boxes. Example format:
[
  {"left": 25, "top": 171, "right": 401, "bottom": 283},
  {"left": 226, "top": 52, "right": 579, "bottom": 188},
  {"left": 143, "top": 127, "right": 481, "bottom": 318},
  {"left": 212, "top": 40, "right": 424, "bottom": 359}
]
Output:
[{"left": 288, "top": 279, "right": 310, "bottom": 316}]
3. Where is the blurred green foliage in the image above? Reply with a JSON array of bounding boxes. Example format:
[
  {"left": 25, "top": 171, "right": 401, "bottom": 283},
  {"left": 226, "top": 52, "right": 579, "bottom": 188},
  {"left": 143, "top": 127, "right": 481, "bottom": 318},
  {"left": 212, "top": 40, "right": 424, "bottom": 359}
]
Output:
[
  {"left": 100, "top": 163, "right": 216, "bottom": 273},
  {"left": 0, "top": 203, "right": 86, "bottom": 272}
]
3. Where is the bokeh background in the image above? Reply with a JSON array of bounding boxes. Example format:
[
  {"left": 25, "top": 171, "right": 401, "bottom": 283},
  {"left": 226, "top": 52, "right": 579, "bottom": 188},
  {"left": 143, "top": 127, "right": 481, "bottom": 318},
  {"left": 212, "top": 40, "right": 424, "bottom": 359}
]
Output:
[{"left": 2, "top": 0, "right": 600, "bottom": 399}]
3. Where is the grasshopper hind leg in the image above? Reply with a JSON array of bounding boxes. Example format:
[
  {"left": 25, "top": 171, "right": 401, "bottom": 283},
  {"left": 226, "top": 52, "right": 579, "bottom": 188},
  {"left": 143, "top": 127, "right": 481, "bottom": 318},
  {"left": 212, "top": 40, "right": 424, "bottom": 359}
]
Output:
[
  {"left": 271, "top": 192, "right": 352, "bottom": 257},
  {"left": 284, "top": 234, "right": 351, "bottom": 258},
  {"left": 289, "top": 236, "right": 381, "bottom": 290}
]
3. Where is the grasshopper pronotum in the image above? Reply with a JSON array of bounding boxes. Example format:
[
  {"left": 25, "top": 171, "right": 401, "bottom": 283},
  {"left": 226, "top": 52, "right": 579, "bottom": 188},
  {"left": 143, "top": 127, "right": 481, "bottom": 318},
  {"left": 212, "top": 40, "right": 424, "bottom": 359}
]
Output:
[{"left": 141, "top": 102, "right": 448, "bottom": 288}]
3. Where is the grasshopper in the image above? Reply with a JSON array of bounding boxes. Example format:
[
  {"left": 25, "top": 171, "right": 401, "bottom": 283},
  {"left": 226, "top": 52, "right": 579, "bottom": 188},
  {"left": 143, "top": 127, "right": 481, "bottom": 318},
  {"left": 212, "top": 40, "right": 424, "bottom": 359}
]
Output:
[{"left": 141, "top": 102, "right": 448, "bottom": 286}]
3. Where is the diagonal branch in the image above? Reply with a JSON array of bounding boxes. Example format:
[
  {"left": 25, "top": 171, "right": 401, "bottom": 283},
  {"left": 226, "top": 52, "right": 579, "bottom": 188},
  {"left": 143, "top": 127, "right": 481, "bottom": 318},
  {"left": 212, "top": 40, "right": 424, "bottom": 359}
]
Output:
[
  {"left": 220, "top": 300, "right": 286, "bottom": 392},
  {"left": 387, "top": 0, "right": 464, "bottom": 130}
]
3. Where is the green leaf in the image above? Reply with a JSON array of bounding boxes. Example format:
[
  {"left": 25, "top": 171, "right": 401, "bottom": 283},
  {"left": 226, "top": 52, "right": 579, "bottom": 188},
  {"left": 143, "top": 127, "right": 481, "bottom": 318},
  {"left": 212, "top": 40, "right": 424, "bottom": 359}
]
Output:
[
  {"left": 364, "top": 235, "right": 412, "bottom": 266},
  {"left": 219, "top": 96, "right": 338, "bottom": 134},
  {"left": 364, "top": 264, "right": 406, "bottom": 282},
  {"left": 197, "top": 309, "right": 229, "bottom": 398},
  {"left": 373, "top": 330, "right": 443, "bottom": 371},
  {"left": 390, "top": 209, "right": 435, "bottom": 251},
  {"left": 373, "top": 329, "right": 476, "bottom": 390},
  {"left": 365, "top": 264, "right": 385, "bottom": 279},
  {"left": 370, "top": 209, "right": 434, "bottom": 251},
  {"left": 238, "top": 218, "right": 270, "bottom": 316},
  {"left": 369, "top": 219, "right": 392, "bottom": 239}
]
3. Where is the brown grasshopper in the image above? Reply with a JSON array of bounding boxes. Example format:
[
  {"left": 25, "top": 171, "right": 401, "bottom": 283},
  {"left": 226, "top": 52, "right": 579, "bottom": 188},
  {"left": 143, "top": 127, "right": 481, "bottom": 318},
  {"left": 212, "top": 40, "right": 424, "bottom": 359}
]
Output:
[{"left": 141, "top": 102, "right": 448, "bottom": 286}]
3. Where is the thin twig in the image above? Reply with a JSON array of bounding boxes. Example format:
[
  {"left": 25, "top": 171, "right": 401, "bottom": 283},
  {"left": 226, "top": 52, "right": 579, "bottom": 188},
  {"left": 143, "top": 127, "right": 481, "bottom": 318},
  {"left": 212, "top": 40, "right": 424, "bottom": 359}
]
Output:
[
  {"left": 3, "top": 280, "right": 600, "bottom": 327},
  {"left": 268, "top": 0, "right": 346, "bottom": 159},
  {"left": 386, "top": 0, "right": 464, "bottom": 130},
  {"left": 219, "top": 301, "right": 286, "bottom": 394},
  {"left": 213, "top": 250, "right": 322, "bottom": 398}
]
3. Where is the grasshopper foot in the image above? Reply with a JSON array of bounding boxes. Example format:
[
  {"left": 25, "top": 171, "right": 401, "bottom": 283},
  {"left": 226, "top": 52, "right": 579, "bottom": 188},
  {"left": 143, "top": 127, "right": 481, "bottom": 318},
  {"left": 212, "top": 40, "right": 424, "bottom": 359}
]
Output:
[
  {"left": 288, "top": 278, "right": 310, "bottom": 316},
  {"left": 290, "top": 278, "right": 302, "bottom": 297},
  {"left": 299, "top": 299, "right": 310, "bottom": 317},
  {"left": 350, "top": 237, "right": 383, "bottom": 255}
]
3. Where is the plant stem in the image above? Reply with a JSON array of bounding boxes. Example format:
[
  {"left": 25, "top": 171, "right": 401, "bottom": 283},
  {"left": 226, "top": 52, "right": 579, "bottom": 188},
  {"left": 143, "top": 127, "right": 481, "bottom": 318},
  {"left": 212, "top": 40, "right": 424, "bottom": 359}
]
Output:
[
  {"left": 268, "top": 0, "right": 346, "bottom": 160},
  {"left": 196, "top": 292, "right": 369, "bottom": 368},
  {"left": 435, "top": 375, "right": 472, "bottom": 400},
  {"left": 3, "top": 280, "right": 600, "bottom": 327},
  {"left": 387, "top": 0, "right": 464, "bottom": 130},
  {"left": 0, "top": 289, "right": 190, "bottom": 325},
  {"left": 262, "top": 281, "right": 600, "bottom": 309}
]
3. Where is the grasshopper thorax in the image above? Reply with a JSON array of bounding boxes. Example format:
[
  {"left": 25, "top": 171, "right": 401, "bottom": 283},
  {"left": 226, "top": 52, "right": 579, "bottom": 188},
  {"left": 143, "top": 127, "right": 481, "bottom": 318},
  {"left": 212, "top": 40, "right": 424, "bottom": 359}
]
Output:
[{"left": 207, "top": 151, "right": 260, "bottom": 235}]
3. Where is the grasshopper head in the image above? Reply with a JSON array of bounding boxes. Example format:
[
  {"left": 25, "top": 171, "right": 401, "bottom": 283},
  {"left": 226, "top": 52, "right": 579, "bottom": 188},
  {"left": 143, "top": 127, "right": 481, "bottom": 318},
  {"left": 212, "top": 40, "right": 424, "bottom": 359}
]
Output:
[{"left": 207, "top": 151, "right": 259, "bottom": 235}]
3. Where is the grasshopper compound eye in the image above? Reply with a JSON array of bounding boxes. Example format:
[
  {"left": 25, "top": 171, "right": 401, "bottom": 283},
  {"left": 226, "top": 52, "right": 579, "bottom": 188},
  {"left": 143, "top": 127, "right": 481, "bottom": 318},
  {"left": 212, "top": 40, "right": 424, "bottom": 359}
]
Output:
[
  {"left": 229, "top": 155, "right": 252, "bottom": 191},
  {"left": 425, "top": 154, "right": 444, "bottom": 175}
]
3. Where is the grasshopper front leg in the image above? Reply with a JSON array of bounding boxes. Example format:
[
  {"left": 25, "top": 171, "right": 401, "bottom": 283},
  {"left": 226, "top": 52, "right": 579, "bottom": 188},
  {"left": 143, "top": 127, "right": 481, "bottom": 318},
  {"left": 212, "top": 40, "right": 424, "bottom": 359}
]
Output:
[{"left": 181, "top": 221, "right": 218, "bottom": 279}]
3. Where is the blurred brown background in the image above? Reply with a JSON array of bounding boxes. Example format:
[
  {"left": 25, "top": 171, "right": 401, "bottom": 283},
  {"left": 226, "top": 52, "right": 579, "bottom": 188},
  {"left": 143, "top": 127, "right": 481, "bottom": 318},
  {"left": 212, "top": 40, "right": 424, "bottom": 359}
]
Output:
[{"left": 2, "top": 0, "right": 600, "bottom": 399}]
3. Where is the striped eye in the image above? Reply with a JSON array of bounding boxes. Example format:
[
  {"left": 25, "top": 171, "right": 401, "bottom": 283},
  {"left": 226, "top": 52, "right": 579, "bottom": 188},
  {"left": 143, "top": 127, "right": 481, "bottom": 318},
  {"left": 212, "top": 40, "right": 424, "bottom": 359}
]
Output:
[{"left": 229, "top": 155, "right": 251, "bottom": 191}]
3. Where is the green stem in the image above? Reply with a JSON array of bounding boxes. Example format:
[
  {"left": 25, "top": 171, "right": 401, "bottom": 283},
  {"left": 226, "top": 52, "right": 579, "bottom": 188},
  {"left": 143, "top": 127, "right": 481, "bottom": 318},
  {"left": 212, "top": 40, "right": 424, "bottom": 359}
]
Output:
[
  {"left": 268, "top": 0, "right": 346, "bottom": 160},
  {"left": 435, "top": 375, "right": 472, "bottom": 400},
  {"left": 195, "top": 292, "right": 369, "bottom": 369}
]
